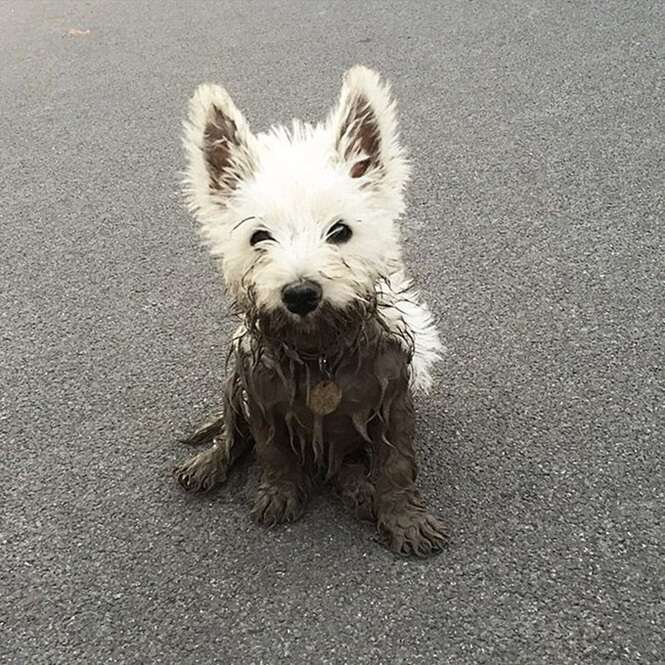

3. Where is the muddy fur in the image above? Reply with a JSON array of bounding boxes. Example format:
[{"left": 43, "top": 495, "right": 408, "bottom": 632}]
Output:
[{"left": 175, "top": 311, "right": 447, "bottom": 557}]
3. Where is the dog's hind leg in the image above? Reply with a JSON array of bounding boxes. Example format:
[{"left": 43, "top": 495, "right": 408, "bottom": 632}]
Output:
[
  {"left": 174, "top": 372, "right": 253, "bottom": 493},
  {"left": 333, "top": 458, "right": 376, "bottom": 522},
  {"left": 178, "top": 409, "right": 225, "bottom": 447}
]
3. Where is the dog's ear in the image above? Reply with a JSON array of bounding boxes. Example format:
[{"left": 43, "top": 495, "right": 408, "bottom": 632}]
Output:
[
  {"left": 330, "top": 66, "right": 408, "bottom": 189},
  {"left": 183, "top": 83, "right": 257, "bottom": 212}
]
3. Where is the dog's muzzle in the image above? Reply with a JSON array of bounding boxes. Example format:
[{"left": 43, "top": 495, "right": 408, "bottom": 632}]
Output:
[{"left": 281, "top": 280, "right": 322, "bottom": 316}]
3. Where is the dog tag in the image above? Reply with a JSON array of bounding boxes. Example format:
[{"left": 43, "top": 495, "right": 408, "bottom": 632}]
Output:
[{"left": 308, "top": 380, "right": 342, "bottom": 416}]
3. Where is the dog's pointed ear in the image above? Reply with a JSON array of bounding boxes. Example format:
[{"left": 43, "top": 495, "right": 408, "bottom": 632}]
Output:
[
  {"left": 330, "top": 66, "right": 408, "bottom": 189},
  {"left": 183, "top": 83, "right": 258, "bottom": 212}
]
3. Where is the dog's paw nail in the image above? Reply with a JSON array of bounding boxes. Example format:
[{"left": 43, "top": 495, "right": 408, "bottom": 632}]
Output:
[
  {"left": 252, "top": 484, "right": 305, "bottom": 526},
  {"left": 380, "top": 511, "right": 448, "bottom": 557}
]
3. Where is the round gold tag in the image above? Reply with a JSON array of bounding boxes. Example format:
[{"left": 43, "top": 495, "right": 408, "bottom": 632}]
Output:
[{"left": 308, "top": 380, "right": 343, "bottom": 416}]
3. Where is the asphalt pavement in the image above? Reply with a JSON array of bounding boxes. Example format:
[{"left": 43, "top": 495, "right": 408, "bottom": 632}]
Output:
[{"left": 2, "top": 1, "right": 664, "bottom": 663}]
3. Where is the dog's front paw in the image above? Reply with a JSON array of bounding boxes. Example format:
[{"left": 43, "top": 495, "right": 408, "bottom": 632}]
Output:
[
  {"left": 378, "top": 509, "right": 448, "bottom": 557},
  {"left": 252, "top": 481, "right": 306, "bottom": 526},
  {"left": 174, "top": 444, "right": 228, "bottom": 493}
]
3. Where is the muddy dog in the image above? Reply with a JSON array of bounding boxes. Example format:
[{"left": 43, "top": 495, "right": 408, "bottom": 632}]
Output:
[{"left": 174, "top": 66, "right": 447, "bottom": 556}]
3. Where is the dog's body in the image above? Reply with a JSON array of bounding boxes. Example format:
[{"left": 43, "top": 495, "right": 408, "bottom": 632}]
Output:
[{"left": 174, "top": 67, "right": 447, "bottom": 556}]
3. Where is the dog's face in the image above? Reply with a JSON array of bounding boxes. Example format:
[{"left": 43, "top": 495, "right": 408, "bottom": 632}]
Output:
[{"left": 183, "top": 67, "right": 409, "bottom": 333}]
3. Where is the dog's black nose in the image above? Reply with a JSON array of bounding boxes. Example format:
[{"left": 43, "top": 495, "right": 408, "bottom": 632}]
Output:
[{"left": 281, "top": 280, "right": 322, "bottom": 316}]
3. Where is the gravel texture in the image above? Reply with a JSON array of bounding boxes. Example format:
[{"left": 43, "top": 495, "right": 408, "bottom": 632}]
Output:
[{"left": 2, "top": 1, "right": 664, "bottom": 663}]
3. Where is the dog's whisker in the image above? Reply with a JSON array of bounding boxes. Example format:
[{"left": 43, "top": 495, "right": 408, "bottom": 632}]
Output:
[{"left": 232, "top": 215, "right": 259, "bottom": 232}]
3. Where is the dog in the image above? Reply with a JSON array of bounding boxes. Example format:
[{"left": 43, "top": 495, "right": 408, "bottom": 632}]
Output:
[{"left": 174, "top": 66, "right": 447, "bottom": 556}]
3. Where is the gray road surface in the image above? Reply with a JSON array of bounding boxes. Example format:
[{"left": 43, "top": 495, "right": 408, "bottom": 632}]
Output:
[{"left": 2, "top": 1, "right": 664, "bottom": 663}]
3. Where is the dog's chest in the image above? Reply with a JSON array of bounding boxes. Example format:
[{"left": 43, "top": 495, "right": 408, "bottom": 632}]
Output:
[
  {"left": 238, "top": 339, "right": 410, "bottom": 470},
  {"left": 243, "top": 339, "right": 408, "bottom": 425}
]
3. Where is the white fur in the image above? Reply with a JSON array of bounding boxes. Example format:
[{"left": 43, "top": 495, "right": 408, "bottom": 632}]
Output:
[
  {"left": 183, "top": 66, "right": 442, "bottom": 391},
  {"left": 377, "top": 272, "right": 443, "bottom": 392}
]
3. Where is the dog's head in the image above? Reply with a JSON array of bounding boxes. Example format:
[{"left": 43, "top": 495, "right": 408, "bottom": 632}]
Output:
[{"left": 183, "top": 66, "right": 409, "bottom": 339}]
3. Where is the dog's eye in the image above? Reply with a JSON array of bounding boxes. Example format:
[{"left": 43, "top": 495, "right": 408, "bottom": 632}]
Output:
[
  {"left": 327, "top": 221, "right": 352, "bottom": 244},
  {"left": 250, "top": 229, "right": 273, "bottom": 246}
]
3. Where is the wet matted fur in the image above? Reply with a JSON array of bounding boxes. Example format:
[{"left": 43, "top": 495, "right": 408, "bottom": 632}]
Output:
[{"left": 174, "top": 66, "right": 447, "bottom": 556}]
